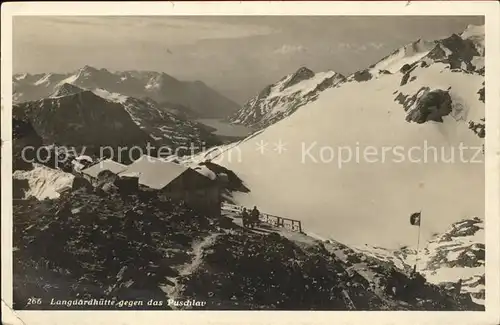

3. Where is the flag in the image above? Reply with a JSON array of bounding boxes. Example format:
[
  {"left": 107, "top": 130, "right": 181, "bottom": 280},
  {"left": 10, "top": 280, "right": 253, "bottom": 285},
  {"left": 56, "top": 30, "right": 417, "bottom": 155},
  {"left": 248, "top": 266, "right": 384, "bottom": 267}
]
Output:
[{"left": 410, "top": 212, "right": 421, "bottom": 226}]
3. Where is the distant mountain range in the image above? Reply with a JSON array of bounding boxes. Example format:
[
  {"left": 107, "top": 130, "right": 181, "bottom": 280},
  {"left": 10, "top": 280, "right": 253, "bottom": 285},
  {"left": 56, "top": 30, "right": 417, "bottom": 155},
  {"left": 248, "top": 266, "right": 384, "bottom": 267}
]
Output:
[
  {"left": 13, "top": 83, "right": 222, "bottom": 161},
  {"left": 13, "top": 65, "right": 240, "bottom": 119}
]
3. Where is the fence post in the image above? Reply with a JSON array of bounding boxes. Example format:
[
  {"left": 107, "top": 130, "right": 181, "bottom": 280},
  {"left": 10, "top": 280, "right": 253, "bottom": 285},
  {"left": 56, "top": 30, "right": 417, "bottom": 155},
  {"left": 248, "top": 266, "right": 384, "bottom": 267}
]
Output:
[{"left": 298, "top": 221, "right": 302, "bottom": 233}]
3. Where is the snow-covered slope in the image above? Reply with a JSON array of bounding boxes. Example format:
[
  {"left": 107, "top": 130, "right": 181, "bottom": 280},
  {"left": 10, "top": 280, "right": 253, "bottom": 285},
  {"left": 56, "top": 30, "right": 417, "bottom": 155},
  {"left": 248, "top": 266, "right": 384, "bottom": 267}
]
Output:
[
  {"left": 352, "top": 218, "right": 484, "bottom": 305},
  {"left": 13, "top": 164, "right": 74, "bottom": 200},
  {"left": 231, "top": 67, "right": 345, "bottom": 129},
  {"left": 13, "top": 66, "right": 239, "bottom": 118},
  {"left": 370, "top": 39, "right": 436, "bottom": 74},
  {"left": 212, "top": 25, "right": 485, "bottom": 249}
]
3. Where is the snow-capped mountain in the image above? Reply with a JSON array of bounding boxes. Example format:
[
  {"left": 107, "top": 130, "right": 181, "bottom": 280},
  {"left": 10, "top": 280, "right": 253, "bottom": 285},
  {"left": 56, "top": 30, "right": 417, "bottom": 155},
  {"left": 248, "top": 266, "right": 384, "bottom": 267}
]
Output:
[
  {"left": 92, "top": 88, "right": 221, "bottom": 151},
  {"left": 347, "top": 24, "right": 484, "bottom": 83},
  {"left": 13, "top": 85, "right": 221, "bottom": 157},
  {"left": 352, "top": 218, "right": 484, "bottom": 305},
  {"left": 209, "top": 25, "right": 485, "bottom": 250},
  {"left": 13, "top": 65, "right": 240, "bottom": 118},
  {"left": 231, "top": 25, "right": 484, "bottom": 131},
  {"left": 231, "top": 67, "right": 345, "bottom": 129}
]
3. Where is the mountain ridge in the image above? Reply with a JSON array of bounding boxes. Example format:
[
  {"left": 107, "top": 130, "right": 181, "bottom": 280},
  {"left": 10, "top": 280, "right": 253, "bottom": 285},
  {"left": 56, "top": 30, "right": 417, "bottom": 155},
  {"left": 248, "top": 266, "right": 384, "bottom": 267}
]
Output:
[
  {"left": 13, "top": 66, "right": 240, "bottom": 119},
  {"left": 231, "top": 66, "right": 345, "bottom": 129},
  {"left": 13, "top": 88, "right": 222, "bottom": 161}
]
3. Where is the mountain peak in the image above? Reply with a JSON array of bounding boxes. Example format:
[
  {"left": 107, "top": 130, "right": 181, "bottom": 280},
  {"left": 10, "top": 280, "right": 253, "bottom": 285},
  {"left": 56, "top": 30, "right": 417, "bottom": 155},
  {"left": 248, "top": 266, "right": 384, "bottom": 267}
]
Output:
[
  {"left": 50, "top": 83, "right": 84, "bottom": 98},
  {"left": 283, "top": 66, "right": 315, "bottom": 89},
  {"left": 461, "top": 24, "right": 484, "bottom": 38},
  {"left": 192, "top": 80, "right": 206, "bottom": 87},
  {"left": 232, "top": 67, "right": 344, "bottom": 129},
  {"left": 295, "top": 66, "right": 314, "bottom": 75},
  {"left": 80, "top": 65, "right": 99, "bottom": 72}
]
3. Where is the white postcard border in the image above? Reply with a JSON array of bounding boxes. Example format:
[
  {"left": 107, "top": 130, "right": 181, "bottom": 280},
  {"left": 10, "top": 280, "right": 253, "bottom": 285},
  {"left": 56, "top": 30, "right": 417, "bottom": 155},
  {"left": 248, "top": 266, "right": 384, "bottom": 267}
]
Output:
[{"left": 1, "top": 2, "right": 499, "bottom": 325}]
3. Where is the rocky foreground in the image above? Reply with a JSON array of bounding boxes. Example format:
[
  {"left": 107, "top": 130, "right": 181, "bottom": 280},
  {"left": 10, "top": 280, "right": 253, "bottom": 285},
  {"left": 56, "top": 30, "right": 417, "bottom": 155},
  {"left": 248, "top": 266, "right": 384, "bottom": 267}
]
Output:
[{"left": 13, "top": 184, "right": 482, "bottom": 311}]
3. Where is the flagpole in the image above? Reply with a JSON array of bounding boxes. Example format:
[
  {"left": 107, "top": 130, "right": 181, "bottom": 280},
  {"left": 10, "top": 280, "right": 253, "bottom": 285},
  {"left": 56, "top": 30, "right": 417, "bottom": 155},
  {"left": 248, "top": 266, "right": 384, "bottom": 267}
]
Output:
[{"left": 414, "top": 210, "right": 422, "bottom": 273}]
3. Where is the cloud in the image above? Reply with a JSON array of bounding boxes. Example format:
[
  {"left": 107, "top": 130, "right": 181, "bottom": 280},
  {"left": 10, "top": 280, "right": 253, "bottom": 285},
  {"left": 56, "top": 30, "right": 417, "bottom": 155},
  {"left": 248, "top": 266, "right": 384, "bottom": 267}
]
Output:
[
  {"left": 369, "top": 42, "right": 385, "bottom": 50},
  {"left": 13, "top": 16, "right": 277, "bottom": 48},
  {"left": 273, "top": 44, "right": 307, "bottom": 55},
  {"left": 331, "top": 42, "right": 385, "bottom": 53}
]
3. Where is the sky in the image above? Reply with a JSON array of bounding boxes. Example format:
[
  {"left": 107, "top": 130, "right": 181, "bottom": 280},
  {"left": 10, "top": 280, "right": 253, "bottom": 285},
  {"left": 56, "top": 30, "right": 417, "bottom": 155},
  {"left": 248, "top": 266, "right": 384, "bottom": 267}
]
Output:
[{"left": 13, "top": 16, "right": 484, "bottom": 104}]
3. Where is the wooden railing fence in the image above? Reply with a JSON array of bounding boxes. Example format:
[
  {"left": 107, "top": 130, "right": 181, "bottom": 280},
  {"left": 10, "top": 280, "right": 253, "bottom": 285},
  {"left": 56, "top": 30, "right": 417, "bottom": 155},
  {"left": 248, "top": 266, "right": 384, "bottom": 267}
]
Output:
[{"left": 222, "top": 203, "right": 303, "bottom": 233}]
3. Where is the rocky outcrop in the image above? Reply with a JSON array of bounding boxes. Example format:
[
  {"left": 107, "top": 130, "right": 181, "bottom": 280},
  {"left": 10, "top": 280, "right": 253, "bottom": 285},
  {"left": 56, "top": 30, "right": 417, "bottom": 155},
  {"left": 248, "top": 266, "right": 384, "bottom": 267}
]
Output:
[
  {"left": 400, "top": 64, "right": 412, "bottom": 74},
  {"left": 405, "top": 89, "right": 452, "bottom": 124},
  {"left": 351, "top": 69, "right": 373, "bottom": 82},
  {"left": 477, "top": 84, "right": 485, "bottom": 103},
  {"left": 414, "top": 218, "right": 485, "bottom": 304},
  {"left": 468, "top": 118, "right": 485, "bottom": 139},
  {"left": 425, "top": 33, "right": 482, "bottom": 73}
]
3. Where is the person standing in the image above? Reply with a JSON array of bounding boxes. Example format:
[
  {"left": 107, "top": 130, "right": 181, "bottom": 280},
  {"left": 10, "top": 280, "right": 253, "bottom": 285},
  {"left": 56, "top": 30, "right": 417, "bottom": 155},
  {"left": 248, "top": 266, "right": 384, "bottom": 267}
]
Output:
[{"left": 250, "top": 206, "right": 260, "bottom": 228}]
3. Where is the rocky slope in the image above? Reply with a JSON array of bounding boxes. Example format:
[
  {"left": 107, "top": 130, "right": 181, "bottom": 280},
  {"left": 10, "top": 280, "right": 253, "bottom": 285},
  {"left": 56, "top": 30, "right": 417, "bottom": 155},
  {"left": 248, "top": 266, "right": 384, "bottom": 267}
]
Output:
[
  {"left": 13, "top": 187, "right": 482, "bottom": 310},
  {"left": 351, "top": 218, "right": 485, "bottom": 305},
  {"left": 13, "top": 89, "right": 153, "bottom": 151},
  {"left": 91, "top": 88, "right": 221, "bottom": 153},
  {"left": 409, "top": 218, "right": 485, "bottom": 305},
  {"left": 231, "top": 67, "right": 345, "bottom": 129},
  {"left": 12, "top": 117, "right": 44, "bottom": 171},
  {"left": 13, "top": 65, "right": 240, "bottom": 118}
]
